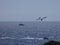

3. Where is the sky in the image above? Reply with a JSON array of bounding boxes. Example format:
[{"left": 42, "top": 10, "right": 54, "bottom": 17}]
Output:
[{"left": 0, "top": 0, "right": 60, "bottom": 21}]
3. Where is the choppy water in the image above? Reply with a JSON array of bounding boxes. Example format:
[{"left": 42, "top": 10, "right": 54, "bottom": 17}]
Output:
[{"left": 0, "top": 21, "right": 60, "bottom": 45}]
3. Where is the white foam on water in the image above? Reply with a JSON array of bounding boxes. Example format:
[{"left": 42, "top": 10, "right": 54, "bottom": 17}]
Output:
[
  {"left": 0, "top": 37, "right": 16, "bottom": 39},
  {"left": 20, "top": 37, "right": 44, "bottom": 40}
]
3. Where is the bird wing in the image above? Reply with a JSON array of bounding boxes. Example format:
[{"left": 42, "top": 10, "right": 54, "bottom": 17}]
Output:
[
  {"left": 36, "top": 17, "right": 41, "bottom": 20},
  {"left": 41, "top": 17, "right": 47, "bottom": 20}
]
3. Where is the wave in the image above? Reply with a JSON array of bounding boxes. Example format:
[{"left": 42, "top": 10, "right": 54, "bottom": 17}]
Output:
[
  {"left": 0, "top": 37, "right": 45, "bottom": 40},
  {"left": 20, "top": 36, "right": 45, "bottom": 40},
  {"left": 0, "top": 36, "right": 54, "bottom": 40},
  {"left": 20, "top": 38, "right": 44, "bottom": 40},
  {"left": 0, "top": 37, "right": 16, "bottom": 39}
]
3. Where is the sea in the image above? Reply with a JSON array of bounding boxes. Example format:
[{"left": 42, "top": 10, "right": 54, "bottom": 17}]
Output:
[{"left": 0, "top": 21, "right": 60, "bottom": 45}]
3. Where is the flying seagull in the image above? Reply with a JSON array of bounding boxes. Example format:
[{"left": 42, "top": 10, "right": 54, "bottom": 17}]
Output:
[{"left": 36, "top": 16, "right": 47, "bottom": 21}]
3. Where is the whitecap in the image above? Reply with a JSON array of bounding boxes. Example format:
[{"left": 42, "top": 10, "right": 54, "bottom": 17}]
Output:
[{"left": 0, "top": 37, "right": 16, "bottom": 39}]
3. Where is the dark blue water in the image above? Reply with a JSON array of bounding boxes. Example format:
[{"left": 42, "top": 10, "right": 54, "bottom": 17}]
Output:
[{"left": 0, "top": 21, "right": 60, "bottom": 45}]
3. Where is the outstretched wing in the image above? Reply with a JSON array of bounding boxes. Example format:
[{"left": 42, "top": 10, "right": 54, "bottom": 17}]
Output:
[
  {"left": 41, "top": 16, "right": 47, "bottom": 20},
  {"left": 36, "top": 17, "right": 41, "bottom": 20}
]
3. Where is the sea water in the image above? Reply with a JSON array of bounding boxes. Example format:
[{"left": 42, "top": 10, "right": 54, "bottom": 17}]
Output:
[{"left": 0, "top": 21, "right": 60, "bottom": 45}]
